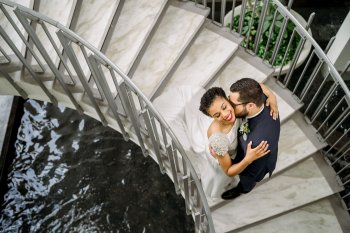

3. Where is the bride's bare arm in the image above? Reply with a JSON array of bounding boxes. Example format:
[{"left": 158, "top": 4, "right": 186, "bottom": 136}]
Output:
[
  {"left": 212, "top": 141, "right": 270, "bottom": 177},
  {"left": 260, "top": 83, "right": 279, "bottom": 120}
]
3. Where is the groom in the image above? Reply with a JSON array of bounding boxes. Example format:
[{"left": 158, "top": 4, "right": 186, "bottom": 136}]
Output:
[{"left": 221, "top": 78, "right": 280, "bottom": 199}]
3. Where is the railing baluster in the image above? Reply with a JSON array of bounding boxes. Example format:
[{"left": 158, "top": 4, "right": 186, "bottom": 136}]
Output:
[
  {"left": 183, "top": 174, "right": 191, "bottom": 215},
  {"left": 283, "top": 12, "right": 315, "bottom": 86},
  {"left": 141, "top": 108, "right": 165, "bottom": 174},
  {"left": 150, "top": 115, "right": 161, "bottom": 147},
  {"left": 220, "top": 0, "right": 226, "bottom": 26},
  {"left": 4, "top": 6, "right": 46, "bottom": 72},
  {"left": 166, "top": 144, "right": 180, "bottom": 194},
  {"left": 80, "top": 45, "right": 103, "bottom": 100},
  {"left": 310, "top": 83, "right": 338, "bottom": 123},
  {"left": 292, "top": 50, "right": 315, "bottom": 94},
  {"left": 118, "top": 82, "right": 148, "bottom": 156},
  {"left": 336, "top": 163, "right": 350, "bottom": 176},
  {"left": 316, "top": 96, "right": 345, "bottom": 132},
  {"left": 303, "top": 76, "right": 333, "bottom": 116},
  {"left": 229, "top": 0, "right": 237, "bottom": 31},
  {"left": 57, "top": 30, "right": 107, "bottom": 124},
  {"left": 88, "top": 55, "right": 129, "bottom": 140},
  {"left": 39, "top": 22, "right": 75, "bottom": 85},
  {"left": 283, "top": 36, "right": 306, "bottom": 86},
  {"left": 262, "top": 9, "right": 278, "bottom": 61},
  {"left": 331, "top": 148, "right": 350, "bottom": 166},
  {"left": 334, "top": 139, "right": 350, "bottom": 159},
  {"left": 238, "top": 0, "right": 247, "bottom": 36},
  {"left": 0, "top": 25, "right": 57, "bottom": 104},
  {"left": 275, "top": 29, "right": 297, "bottom": 81},
  {"left": 244, "top": 0, "right": 258, "bottom": 54},
  {"left": 325, "top": 128, "right": 349, "bottom": 154},
  {"left": 300, "top": 58, "right": 324, "bottom": 101},
  {"left": 15, "top": 11, "right": 84, "bottom": 114},
  {"left": 253, "top": 0, "right": 269, "bottom": 54},
  {"left": 269, "top": 15, "right": 289, "bottom": 65},
  {"left": 0, "top": 45, "right": 11, "bottom": 63},
  {"left": 211, "top": 0, "right": 215, "bottom": 24},
  {"left": 324, "top": 109, "right": 350, "bottom": 141},
  {"left": 109, "top": 68, "right": 129, "bottom": 117}
]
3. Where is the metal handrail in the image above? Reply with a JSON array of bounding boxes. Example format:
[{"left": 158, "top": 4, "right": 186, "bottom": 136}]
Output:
[
  {"left": 206, "top": 0, "right": 350, "bottom": 103},
  {"left": 0, "top": 0, "right": 214, "bottom": 232},
  {"left": 271, "top": 0, "right": 350, "bottom": 103}
]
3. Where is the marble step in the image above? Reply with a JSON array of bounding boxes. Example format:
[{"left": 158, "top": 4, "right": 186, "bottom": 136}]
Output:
[
  {"left": 235, "top": 197, "right": 344, "bottom": 233},
  {"left": 30, "top": 0, "right": 77, "bottom": 67},
  {"left": 155, "top": 21, "right": 240, "bottom": 100},
  {"left": 0, "top": 0, "right": 34, "bottom": 56},
  {"left": 130, "top": 3, "right": 208, "bottom": 98},
  {"left": 273, "top": 113, "right": 327, "bottom": 176},
  {"left": 67, "top": 0, "right": 120, "bottom": 76},
  {"left": 209, "top": 47, "right": 274, "bottom": 94},
  {"left": 211, "top": 157, "right": 341, "bottom": 233},
  {"left": 104, "top": 0, "right": 167, "bottom": 75}
]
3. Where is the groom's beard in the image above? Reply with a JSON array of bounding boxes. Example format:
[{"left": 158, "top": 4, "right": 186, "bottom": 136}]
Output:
[{"left": 234, "top": 106, "right": 248, "bottom": 118}]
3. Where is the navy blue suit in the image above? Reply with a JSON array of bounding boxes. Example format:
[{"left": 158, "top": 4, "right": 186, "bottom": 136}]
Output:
[{"left": 233, "top": 98, "right": 280, "bottom": 192}]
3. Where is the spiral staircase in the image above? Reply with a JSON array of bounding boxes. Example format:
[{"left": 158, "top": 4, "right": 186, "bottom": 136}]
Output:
[{"left": 0, "top": 0, "right": 350, "bottom": 232}]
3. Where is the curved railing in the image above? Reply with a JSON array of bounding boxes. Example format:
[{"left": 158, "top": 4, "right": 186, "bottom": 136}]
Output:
[
  {"left": 0, "top": 1, "right": 214, "bottom": 232},
  {"left": 194, "top": 0, "right": 350, "bottom": 213}
]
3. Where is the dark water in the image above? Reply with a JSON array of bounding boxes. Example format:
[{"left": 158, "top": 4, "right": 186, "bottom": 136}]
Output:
[{"left": 0, "top": 99, "right": 194, "bottom": 233}]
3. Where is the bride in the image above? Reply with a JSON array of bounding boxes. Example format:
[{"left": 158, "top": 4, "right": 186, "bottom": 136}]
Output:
[{"left": 152, "top": 83, "right": 278, "bottom": 199}]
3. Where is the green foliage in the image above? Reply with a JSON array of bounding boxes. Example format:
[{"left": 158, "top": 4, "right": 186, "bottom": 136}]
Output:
[{"left": 226, "top": 1, "right": 301, "bottom": 66}]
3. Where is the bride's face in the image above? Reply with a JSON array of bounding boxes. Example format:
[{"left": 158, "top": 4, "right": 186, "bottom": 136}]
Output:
[{"left": 207, "top": 96, "right": 236, "bottom": 124}]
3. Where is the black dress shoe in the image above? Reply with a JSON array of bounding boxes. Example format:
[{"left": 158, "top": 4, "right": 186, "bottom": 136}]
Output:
[{"left": 221, "top": 187, "right": 241, "bottom": 200}]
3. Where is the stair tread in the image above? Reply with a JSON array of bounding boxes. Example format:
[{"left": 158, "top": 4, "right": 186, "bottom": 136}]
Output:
[
  {"left": 69, "top": 0, "right": 120, "bottom": 76},
  {"left": 212, "top": 157, "right": 337, "bottom": 232},
  {"left": 73, "top": 0, "right": 119, "bottom": 49},
  {"left": 236, "top": 198, "right": 343, "bottom": 233},
  {"left": 162, "top": 27, "right": 239, "bottom": 94},
  {"left": 274, "top": 118, "right": 320, "bottom": 174},
  {"left": 210, "top": 48, "right": 272, "bottom": 93},
  {"left": 131, "top": 5, "right": 205, "bottom": 97},
  {"left": 105, "top": 0, "right": 167, "bottom": 74},
  {"left": 38, "top": 0, "right": 76, "bottom": 27}
]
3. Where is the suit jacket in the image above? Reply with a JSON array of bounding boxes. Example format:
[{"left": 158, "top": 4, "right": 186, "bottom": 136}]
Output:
[{"left": 233, "top": 97, "right": 280, "bottom": 191}]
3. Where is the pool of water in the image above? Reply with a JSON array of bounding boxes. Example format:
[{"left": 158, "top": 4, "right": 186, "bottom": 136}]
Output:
[{"left": 0, "top": 99, "right": 194, "bottom": 232}]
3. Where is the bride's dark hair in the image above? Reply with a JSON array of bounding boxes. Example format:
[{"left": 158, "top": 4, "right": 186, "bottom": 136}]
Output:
[{"left": 199, "top": 87, "right": 227, "bottom": 116}]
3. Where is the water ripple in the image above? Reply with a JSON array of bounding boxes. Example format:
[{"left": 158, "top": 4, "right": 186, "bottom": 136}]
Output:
[{"left": 0, "top": 100, "right": 194, "bottom": 233}]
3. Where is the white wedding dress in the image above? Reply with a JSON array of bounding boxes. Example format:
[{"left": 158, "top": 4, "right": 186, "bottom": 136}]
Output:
[{"left": 153, "top": 86, "right": 239, "bottom": 199}]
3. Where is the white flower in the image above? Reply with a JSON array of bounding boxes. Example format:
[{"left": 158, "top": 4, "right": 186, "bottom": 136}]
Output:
[{"left": 239, "top": 120, "right": 250, "bottom": 141}]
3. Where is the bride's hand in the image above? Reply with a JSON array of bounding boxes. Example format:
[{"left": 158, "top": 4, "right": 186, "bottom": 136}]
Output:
[
  {"left": 245, "top": 141, "right": 270, "bottom": 164},
  {"left": 209, "top": 146, "right": 218, "bottom": 159},
  {"left": 266, "top": 95, "right": 279, "bottom": 120}
]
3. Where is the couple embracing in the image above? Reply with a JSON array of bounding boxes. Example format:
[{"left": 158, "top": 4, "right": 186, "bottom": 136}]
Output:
[{"left": 199, "top": 78, "right": 280, "bottom": 200}]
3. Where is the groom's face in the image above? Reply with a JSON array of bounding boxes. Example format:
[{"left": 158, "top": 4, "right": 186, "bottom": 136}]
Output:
[{"left": 229, "top": 92, "right": 248, "bottom": 118}]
